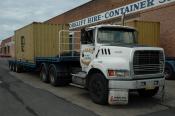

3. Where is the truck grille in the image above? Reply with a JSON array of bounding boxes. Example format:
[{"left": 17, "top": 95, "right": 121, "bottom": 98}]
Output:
[{"left": 133, "top": 50, "right": 164, "bottom": 75}]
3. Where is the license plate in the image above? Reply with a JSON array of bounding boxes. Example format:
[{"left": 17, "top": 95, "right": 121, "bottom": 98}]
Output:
[
  {"left": 146, "top": 86, "right": 155, "bottom": 90},
  {"left": 146, "top": 82, "right": 155, "bottom": 90}
]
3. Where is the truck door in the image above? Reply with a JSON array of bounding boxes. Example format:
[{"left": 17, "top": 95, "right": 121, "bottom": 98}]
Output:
[{"left": 80, "top": 29, "right": 95, "bottom": 71}]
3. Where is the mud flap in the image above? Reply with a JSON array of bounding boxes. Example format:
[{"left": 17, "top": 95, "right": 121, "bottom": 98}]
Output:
[{"left": 108, "top": 89, "right": 128, "bottom": 105}]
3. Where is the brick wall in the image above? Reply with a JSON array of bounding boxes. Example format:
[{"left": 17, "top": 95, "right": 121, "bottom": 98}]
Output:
[
  {"left": 139, "top": 3, "right": 175, "bottom": 57},
  {"left": 46, "top": 0, "right": 175, "bottom": 57},
  {"left": 45, "top": 0, "right": 138, "bottom": 24},
  {"left": 0, "top": 37, "right": 13, "bottom": 57}
]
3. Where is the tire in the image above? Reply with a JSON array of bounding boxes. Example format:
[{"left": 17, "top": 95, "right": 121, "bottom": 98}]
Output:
[
  {"left": 12, "top": 63, "right": 16, "bottom": 72},
  {"left": 9, "top": 62, "right": 11, "bottom": 69},
  {"left": 138, "top": 87, "right": 159, "bottom": 97},
  {"left": 9, "top": 62, "right": 13, "bottom": 71},
  {"left": 165, "top": 64, "right": 174, "bottom": 80},
  {"left": 49, "top": 64, "right": 70, "bottom": 86},
  {"left": 89, "top": 73, "right": 108, "bottom": 105},
  {"left": 15, "top": 64, "right": 22, "bottom": 73},
  {"left": 49, "top": 65, "right": 58, "bottom": 86},
  {"left": 40, "top": 64, "right": 49, "bottom": 83},
  {"left": 15, "top": 64, "right": 18, "bottom": 72}
]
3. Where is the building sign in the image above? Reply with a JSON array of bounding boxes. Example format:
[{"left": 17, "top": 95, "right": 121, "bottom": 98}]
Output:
[{"left": 69, "top": 0, "right": 175, "bottom": 29}]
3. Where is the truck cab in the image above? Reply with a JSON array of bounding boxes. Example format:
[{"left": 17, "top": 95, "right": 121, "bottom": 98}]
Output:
[{"left": 73, "top": 24, "right": 165, "bottom": 105}]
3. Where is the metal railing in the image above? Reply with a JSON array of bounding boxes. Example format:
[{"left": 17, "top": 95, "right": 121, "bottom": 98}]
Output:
[{"left": 58, "top": 30, "right": 80, "bottom": 57}]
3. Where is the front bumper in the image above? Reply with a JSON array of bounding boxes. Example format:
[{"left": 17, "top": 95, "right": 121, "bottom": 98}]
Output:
[{"left": 109, "top": 77, "right": 165, "bottom": 90}]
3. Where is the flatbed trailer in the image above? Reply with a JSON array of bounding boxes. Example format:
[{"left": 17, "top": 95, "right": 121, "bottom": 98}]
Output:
[
  {"left": 9, "top": 55, "right": 81, "bottom": 85},
  {"left": 9, "top": 56, "right": 80, "bottom": 70}
]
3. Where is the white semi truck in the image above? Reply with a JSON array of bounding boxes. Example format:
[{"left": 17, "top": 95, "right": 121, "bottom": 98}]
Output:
[{"left": 9, "top": 24, "right": 165, "bottom": 105}]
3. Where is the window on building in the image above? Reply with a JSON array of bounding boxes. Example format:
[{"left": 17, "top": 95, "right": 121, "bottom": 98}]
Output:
[{"left": 21, "top": 36, "right": 25, "bottom": 52}]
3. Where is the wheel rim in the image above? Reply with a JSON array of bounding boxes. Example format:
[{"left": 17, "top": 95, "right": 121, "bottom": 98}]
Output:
[
  {"left": 16, "top": 65, "right": 18, "bottom": 72},
  {"left": 12, "top": 64, "right": 15, "bottom": 71},
  {"left": 9, "top": 64, "right": 12, "bottom": 70},
  {"left": 42, "top": 73, "right": 46, "bottom": 80},
  {"left": 40, "top": 68, "right": 46, "bottom": 81},
  {"left": 50, "top": 69, "right": 55, "bottom": 84},
  {"left": 165, "top": 68, "right": 170, "bottom": 79}
]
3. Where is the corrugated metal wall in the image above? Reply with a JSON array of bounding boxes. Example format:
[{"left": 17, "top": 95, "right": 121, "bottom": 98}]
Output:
[
  {"left": 15, "top": 23, "right": 34, "bottom": 62},
  {"left": 126, "top": 20, "right": 160, "bottom": 47},
  {"left": 15, "top": 22, "right": 69, "bottom": 63}
]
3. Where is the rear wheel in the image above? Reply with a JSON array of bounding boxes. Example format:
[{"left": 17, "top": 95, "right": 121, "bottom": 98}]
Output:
[
  {"left": 15, "top": 64, "right": 22, "bottom": 73},
  {"left": 9, "top": 62, "right": 13, "bottom": 71},
  {"left": 49, "top": 65, "right": 58, "bottom": 86},
  {"left": 49, "top": 64, "right": 70, "bottom": 86},
  {"left": 12, "top": 63, "right": 16, "bottom": 72},
  {"left": 138, "top": 87, "right": 159, "bottom": 97},
  {"left": 89, "top": 73, "right": 108, "bottom": 105},
  {"left": 40, "top": 65, "right": 49, "bottom": 83}
]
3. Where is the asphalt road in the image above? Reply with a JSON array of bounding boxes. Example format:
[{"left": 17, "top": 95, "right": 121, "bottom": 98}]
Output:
[
  {"left": 0, "top": 58, "right": 175, "bottom": 116},
  {"left": 0, "top": 58, "right": 98, "bottom": 116}
]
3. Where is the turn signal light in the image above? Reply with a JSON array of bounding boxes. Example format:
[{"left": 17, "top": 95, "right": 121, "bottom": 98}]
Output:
[
  {"left": 108, "top": 70, "right": 116, "bottom": 77},
  {"left": 108, "top": 69, "right": 129, "bottom": 78}
]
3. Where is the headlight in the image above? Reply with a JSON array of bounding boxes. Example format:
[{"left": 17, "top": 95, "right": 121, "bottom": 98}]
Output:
[{"left": 108, "top": 69, "right": 129, "bottom": 78}]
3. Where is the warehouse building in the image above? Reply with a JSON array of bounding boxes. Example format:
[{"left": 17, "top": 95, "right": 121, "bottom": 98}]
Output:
[
  {"left": 46, "top": 0, "right": 175, "bottom": 57},
  {"left": 0, "top": 36, "right": 15, "bottom": 57}
]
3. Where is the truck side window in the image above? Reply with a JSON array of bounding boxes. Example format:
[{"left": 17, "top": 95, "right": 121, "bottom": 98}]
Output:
[
  {"left": 81, "top": 29, "right": 94, "bottom": 44},
  {"left": 21, "top": 36, "right": 25, "bottom": 52}
]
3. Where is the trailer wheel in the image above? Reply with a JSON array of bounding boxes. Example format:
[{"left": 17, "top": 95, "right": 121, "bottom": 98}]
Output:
[
  {"left": 89, "top": 73, "right": 108, "bottom": 105},
  {"left": 12, "top": 63, "right": 16, "bottom": 72},
  {"left": 49, "top": 65, "right": 58, "bottom": 86},
  {"left": 138, "top": 87, "right": 159, "bottom": 97},
  {"left": 9, "top": 62, "right": 11, "bottom": 69},
  {"left": 40, "top": 64, "right": 49, "bottom": 83},
  {"left": 9, "top": 62, "right": 13, "bottom": 71},
  {"left": 15, "top": 64, "right": 18, "bottom": 72},
  {"left": 15, "top": 64, "right": 22, "bottom": 73},
  {"left": 11, "top": 63, "right": 14, "bottom": 71}
]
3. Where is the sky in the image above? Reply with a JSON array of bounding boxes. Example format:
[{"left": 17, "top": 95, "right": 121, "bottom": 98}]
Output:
[{"left": 0, "top": 0, "right": 91, "bottom": 41}]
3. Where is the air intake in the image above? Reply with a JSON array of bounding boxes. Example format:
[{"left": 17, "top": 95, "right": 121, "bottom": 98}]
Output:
[{"left": 133, "top": 50, "right": 164, "bottom": 75}]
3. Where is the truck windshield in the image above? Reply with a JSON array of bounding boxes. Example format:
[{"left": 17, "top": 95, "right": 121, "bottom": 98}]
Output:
[{"left": 97, "top": 27, "right": 137, "bottom": 45}]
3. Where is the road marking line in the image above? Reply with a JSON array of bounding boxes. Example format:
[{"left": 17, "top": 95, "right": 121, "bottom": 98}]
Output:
[{"left": 0, "top": 81, "right": 2, "bottom": 84}]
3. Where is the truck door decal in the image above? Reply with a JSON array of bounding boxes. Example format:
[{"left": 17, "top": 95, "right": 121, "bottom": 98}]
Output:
[{"left": 81, "top": 48, "right": 94, "bottom": 66}]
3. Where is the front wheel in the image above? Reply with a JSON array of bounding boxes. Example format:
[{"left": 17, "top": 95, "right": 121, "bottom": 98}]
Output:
[
  {"left": 89, "top": 73, "right": 108, "bottom": 105},
  {"left": 138, "top": 87, "right": 159, "bottom": 97}
]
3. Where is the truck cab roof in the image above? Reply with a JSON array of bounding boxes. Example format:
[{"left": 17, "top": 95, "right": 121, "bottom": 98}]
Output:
[{"left": 86, "top": 24, "right": 136, "bottom": 31}]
